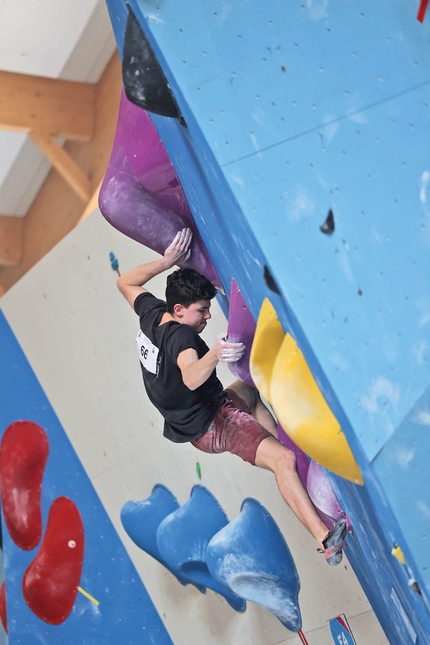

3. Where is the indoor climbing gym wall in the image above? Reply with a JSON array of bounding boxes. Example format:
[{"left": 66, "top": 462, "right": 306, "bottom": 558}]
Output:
[
  {"left": 1, "top": 0, "right": 429, "bottom": 644},
  {"left": 0, "top": 212, "right": 388, "bottom": 644},
  {"left": 102, "top": 0, "right": 428, "bottom": 643}
]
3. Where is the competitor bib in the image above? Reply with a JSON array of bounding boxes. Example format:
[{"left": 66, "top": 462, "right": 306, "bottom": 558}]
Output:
[{"left": 136, "top": 329, "right": 159, "bottom": 374}]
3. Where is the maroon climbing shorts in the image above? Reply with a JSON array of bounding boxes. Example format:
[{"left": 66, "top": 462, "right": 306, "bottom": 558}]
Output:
[{"left": 191, "top": 389, "right": 273, "bottom": 466}]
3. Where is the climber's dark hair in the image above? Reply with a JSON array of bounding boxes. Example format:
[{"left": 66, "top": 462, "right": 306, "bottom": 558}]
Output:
[{"left": 165, "top": 268, "right": 217, "bottom": 313}]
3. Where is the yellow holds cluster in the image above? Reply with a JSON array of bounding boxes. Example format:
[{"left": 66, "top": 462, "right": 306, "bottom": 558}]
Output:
[{"left": 249, "top": 298, "right": 363, "bottom": 485}]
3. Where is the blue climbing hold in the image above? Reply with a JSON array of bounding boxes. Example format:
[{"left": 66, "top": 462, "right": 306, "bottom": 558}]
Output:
[
  {"left": 120, "top": 484, "right": 202, "bottom": 590},
  {"left": 206, "top": 498, "right": 301, "bottom": 631},
  {"left": 157, "top": 485, "right": 246, "bottom": 612}
]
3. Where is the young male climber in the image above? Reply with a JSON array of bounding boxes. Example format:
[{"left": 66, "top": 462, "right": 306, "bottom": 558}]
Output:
[{"left": 117, "top": 227, "right": 347, "bottom": 565}]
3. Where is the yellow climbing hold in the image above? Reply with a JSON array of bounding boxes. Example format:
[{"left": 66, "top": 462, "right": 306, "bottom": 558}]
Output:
[
  {"left": 249, "top": 298, "right": 285, "bottom": 403},
  {"left": 270, "top": 333, "right": 363, "bottom": 485},
  {"left": 392, "top": 545, "right": 406, "bottom": 565}
]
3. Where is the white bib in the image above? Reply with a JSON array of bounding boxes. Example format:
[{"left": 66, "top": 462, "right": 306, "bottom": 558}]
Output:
[{"left": 136, "top": 329, "right": 159, "bottom": 375}]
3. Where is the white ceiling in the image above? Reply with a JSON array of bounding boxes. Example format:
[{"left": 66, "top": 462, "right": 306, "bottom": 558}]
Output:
[{"left": 0, "top": 0, "right": 116, "bottom": 217}]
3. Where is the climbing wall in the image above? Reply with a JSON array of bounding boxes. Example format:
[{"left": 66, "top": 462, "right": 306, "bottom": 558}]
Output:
[
  {"left": 98, "top": 0, "right": 430, "bottom": 643},
  {"left": 0, "top": 211, "right": 388, "bottom": 644}
]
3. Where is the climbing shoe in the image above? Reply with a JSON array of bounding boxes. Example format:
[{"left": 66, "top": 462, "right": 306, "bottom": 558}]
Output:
[{"left": 320, "top": 518, "right": 347, "bottom": 566}]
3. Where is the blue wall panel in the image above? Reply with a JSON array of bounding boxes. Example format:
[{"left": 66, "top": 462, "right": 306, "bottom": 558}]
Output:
[
  {"left": 0, "top": 310, "right": 173, "bottom": 645},
  {"left": 373, "top": 384, "right": 430, "bottom": 596},
  {"left": 104, "top": 0, "right": 430, "bottom": 641},
  {"left": 113, "top": 0, "right": 430, "bottom": 459},
  {"left": 226, "top": 83, "right": 430, "bottom": 460},
  {"left": 134, "top": 0, "right": 430, "bottom": 169}
]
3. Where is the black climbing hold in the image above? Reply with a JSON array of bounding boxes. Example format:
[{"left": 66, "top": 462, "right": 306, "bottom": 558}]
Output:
[
  {"left": 263, "top": 265, "right": 280, "bottom": 294},
  {"left": 320, "top": 209, "right": 335, "bottom": 235},
  {"left": 409, "top": 580, "right": 422, "bottom": 596},
  {"left": 122, "top": 5, "right": 180, "bottom": 119}
]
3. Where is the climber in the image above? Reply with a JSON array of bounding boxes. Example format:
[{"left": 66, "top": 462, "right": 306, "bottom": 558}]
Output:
[{"left": 117, "top": 227, "right": 347, "bottom": 564}]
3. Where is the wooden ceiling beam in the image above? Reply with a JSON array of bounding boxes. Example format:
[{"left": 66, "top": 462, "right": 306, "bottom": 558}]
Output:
[
  {"left": 78, "top": 180, "right": 103, "bottom": 224},
  {"left": 0, "top": 216, "right": 24, "bottom": 266},
  {"left": 0, "top": 51, "right": 122, "bottom": 295},
  {"left": 30, "top": 131, "right": 92, "bottom": 202},
  {"left": 0, "top": 71, "right": 96, "bottom": 140}
]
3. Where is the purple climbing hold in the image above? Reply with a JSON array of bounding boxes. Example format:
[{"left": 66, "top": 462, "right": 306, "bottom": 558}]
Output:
[
  {"left": 276, "top": 427, "right": 352, "bottom": 532},
  {"left": 99, "top": 91, "right": 222, "bottom": 290},
  {"left": 307, "top": 460, "right": 352, "bottom": 531},
  {"left": 226, "top": 279, "right": 256, "bottom": 387}
]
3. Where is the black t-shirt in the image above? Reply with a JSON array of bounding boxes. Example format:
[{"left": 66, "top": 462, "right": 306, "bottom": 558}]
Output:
[{"left": 134, "top": 292, "right": 226, "bottom": 442}]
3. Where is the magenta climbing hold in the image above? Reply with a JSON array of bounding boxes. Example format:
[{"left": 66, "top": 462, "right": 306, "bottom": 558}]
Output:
[
  {"left": 226, "top": 278, "right": 256, "bottom": 387},
  {"left": 306, "top": 460, "right": 352, "bottom": 531},
  {"left": 99, "top": 91, "right": 222, "bottom": 290},
  {"left": 0, "top": 581, "right": 7, "bottom": 634},
  {"left": 0, "top": 420, "right": 49, "bottom": 550},
  {"left": 22, "top": 496, "right": 84, "bottom": 625}
]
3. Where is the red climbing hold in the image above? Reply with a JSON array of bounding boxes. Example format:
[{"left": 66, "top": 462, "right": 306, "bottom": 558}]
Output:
[
  {"left": 0, "top": 581, "right": 7, "bottom": 634},
  {"left": 0, "top": 420, "right": 49, "bottom": 550},
  {"left": 23, "top": 496, "right": 84, "bottom": 625},
  {"left": 417, "top": 0, "right": 428, "bottom": 22}
]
